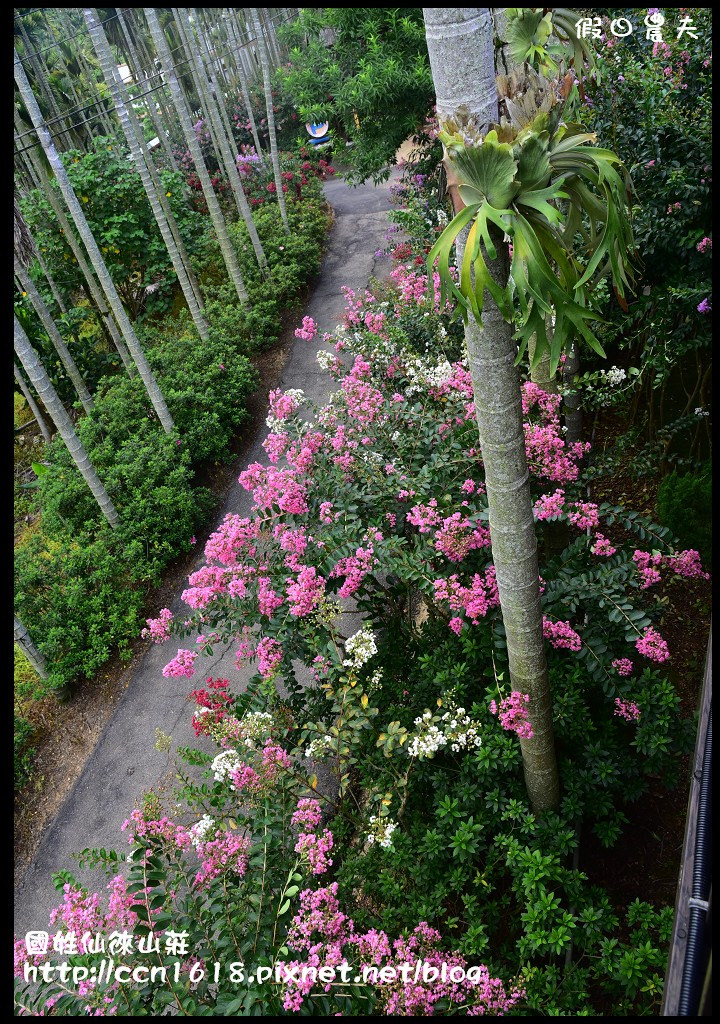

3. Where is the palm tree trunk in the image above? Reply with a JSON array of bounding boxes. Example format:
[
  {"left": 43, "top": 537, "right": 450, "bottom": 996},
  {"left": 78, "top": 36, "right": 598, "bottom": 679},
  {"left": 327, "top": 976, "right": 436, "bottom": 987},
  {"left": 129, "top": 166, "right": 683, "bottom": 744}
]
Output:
[
  {"left": 563, "top": 341, "right": 583, "bottom": 444},
  {"left": 145, "top": 7, "right": 249, "bottom": 305},
  {"left": 22, "top": 131, "right": 135, "bottom": 375},
  {"left": 226, "top": 12, "right": 267, "bottom": 168},
  {"left": 250, "top": 8, "right": 290, "bottom": 234},
  {"left": 15, "top": 257, "right": 94, "bottom": 415},
  {"left": 14, "top": 616, "right": 48, "bottom": 680},
  {"left": 16, "top": 48, "right": 175, "bottom": 433},
  {"left": 116, "top": 8, "right": 183, "bottom": 178},
  {"left": 84, "top": 8, "right": 210, "bottom": 340},
  {"left": 423, "top": 7, "right": 559, "bottom": 814},
  {"left": 262, "top": 10, "right": 282, "bottom": 65},
  {"left": 14, "top": 361, "right": 52, "bottom": 444},
  {"left": 172, "top": 9, "right": 226, "bottom": 163},
  {"left": 179, "top": 7, "right": 268, "bottom": 272},
  {"left": 15, "top": 316, "right": 119, "bottom": 529},
  {"left": 112, "top": 15, "right": 204, "bottom": 309},
  {"left": 34, "top": 249, "right": 68, "bottom": 316},
  {"left": 16, "top": 18, "right": 70, "bottom": 146}
]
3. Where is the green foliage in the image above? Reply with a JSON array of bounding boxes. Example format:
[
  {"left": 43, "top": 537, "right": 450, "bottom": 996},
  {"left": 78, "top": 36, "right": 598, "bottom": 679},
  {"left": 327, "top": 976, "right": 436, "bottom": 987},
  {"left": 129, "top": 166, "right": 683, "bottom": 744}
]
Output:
[
  {"left": 657, "top": 466, "right": 712, "bottom": 564},
  {"left": 577, "top": 9, "right": 712, "bottom": 457},
  {"left": 14, "top": 711, "right": 35, "bottom": 792},
  {"left": 20, "top": 136, "right": 205, "bottom": 321},
  {"left": 277, "top": 8, "right": 434, "bottom": 184},
  {"left": 14, "top": 168, "right": 331, "bottom": 791}
]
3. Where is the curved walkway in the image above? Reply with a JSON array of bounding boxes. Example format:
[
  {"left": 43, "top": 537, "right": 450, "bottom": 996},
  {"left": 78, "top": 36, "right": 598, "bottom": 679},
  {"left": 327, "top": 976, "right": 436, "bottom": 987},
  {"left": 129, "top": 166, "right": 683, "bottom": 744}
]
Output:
[{"left": 14, "top": 173, "right": 397, "bottom": 938}]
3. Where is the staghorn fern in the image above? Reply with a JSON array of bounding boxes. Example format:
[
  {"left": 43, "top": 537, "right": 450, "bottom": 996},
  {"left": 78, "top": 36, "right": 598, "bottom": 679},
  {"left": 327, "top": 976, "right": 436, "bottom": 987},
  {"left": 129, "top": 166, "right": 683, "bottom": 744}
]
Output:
[{"left": 428, "top": 38, "right": 637, "bottom": 375}]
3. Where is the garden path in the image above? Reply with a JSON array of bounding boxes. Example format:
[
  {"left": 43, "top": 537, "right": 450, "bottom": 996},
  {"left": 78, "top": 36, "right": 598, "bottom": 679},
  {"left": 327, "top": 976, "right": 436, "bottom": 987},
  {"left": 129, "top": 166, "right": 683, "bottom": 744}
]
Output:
[{"left": 14, "top": 172, "right": 398, "bottom": 938}]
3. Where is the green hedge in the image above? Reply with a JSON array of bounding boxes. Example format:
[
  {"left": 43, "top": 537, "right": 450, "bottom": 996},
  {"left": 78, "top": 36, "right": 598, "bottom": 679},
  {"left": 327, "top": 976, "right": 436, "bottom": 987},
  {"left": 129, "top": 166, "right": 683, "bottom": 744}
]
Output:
[{"left": 14, "top": 183, "right": 331, "bottom": 776}]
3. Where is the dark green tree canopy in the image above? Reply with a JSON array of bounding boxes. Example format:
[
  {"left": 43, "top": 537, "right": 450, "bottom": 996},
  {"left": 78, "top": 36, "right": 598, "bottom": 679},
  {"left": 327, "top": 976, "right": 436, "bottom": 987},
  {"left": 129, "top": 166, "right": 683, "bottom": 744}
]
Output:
[{"left": 278, "top": 8, "right": 434, "bottom": 184}]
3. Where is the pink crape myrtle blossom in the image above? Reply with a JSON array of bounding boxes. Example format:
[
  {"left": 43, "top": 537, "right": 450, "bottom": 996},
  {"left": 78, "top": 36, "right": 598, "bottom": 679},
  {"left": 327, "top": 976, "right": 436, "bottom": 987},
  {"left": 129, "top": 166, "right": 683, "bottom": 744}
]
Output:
[
  {"left": 277, "top": 883, "right": 525, "bottom": 1015},
  {"left": 612, "top": 658, "right": 634, "bottom": 677},
  {"left": 635, "top": 626, "right": 670, "bottom": 662},
  {"left": 256, "top": 637, "right": 283, "bottom": 678},
  {"left": 633, "top": 549, "right": 663, "bottom": 589},
  {"left": 591, "top": 533, "right": 617, "bottom": 557},
  {"left": 291, "top": 798, "right": 323, "bottom": 830},
  {"left": 433, "top": 567, "right": 499, "bottom": 626},
  {"left": 534, "top": 488, "right": 566, "bottom": 520},
  {"left": 286, "top": 565, "right": 326, "bottom": 616},
  {"left": 294, "top": 829, "right": 334, "bottom": 875},
  {"left": 665, "top": 549, "right": 710, "bottom": 580},
  {"left": 142, "top": 608, "right": 173, "bottom": 643},
  {"left": 543, "top": 617, "right": 582, "bottom": 652},
  {"left": 194, "top": 833, "right": 250, "bottom": 889},
  {"left": 162, "top": 648, "right": 198, "bottom": 678},
  {"left": 294, "top": 316, "right": 318, "bottom": 340},
  {"left": 268, "top": 388, "right": 303, "bottom": 421},
  {"left": 567, "top": 501, "right": 600, "bottom": 530},
  {"left": 614, "top": 697, "right": 641, "bottom": 722},
  {"left": 489, "top": 692, "right": 534, "bottom": 739}
]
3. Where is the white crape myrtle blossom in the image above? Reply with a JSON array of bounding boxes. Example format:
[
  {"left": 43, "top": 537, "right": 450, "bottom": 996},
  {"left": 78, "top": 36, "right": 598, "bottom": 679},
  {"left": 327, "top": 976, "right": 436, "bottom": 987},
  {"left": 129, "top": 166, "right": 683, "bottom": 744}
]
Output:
[
  {"left": 343, "top": 626, "right": 378, "bottom": 668},
  {"left": 407, "top": 705, "right": 482, "bottom": 760},
  {"left": 441, "top": 708, "right": 482, "bottom": 753},
  {"left": 265, "top": 414, "right": 285, "bottom": 434},
  {"left": 237, "top": 710, "right": 274, "bottom": 748},
  {"left": 366, "top": 815, "right": 398, "bottom": 849},
  {"left": 407, "top": 711, "right": 447, "bottom": 758},
  {"left": 211, "top": 749, "right": 242, "bottom": 784},
  {"left": 304, "top": 734, "right": 335, "bottom": 759},
  {"left": 695, "top": 407, "right": 710, "bottom": 417},
  {"left": 404, "top": 355, "right": 455, "bottom": 396},
  {"left": 316, "top": 349, "right": 338, "bottom": 371},
  {"left": 189, "top": 814, "right": 216, "bottom": 849},
  {"left": 603, "top": 366, "right": 627, "bottom": 386}
]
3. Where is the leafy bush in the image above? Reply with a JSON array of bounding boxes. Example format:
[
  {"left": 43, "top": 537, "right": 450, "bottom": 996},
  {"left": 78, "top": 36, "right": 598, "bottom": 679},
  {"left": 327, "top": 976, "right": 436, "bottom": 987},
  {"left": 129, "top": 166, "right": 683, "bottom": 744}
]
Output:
[
  {"left": 657, "top": 466, "right": 712, "bottom": 564},
  {"left": 21, "top": 136, "right": 205, "bottom": 322},
  {"left": 14, "top": 165, "right": 331, "bottom": 789}
]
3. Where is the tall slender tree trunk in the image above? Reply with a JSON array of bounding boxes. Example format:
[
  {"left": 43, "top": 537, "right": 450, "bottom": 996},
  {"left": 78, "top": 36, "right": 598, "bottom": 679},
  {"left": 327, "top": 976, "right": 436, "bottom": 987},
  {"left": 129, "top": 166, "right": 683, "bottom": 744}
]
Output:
[
  {"left": 226, "top": 12, "right": 267, "bottom": 167},
  {"left": 17, "top": 18, "right": 70, "bottom": 146},
  {"left": 563, "top": 342, "right": 583, "bottom": 444},
  {"left": 250, "top": 8, "right": 290, "bottom": 234},
  {"left": 178, "top": 7, "right": 268, "bottom": 272},
  {"left": 173, "top": 9, "right": 226, "bottom": 163},
  {"left": 15, "top": 317, "right": 119, "bottom": 529},
  {"left": 423, "top": 7, "right": 559, "bottom": 814},
  {"left": 16, "top": 48, "right": 175, "bottom": 433},
  {"left": 84, "top": 8, "right": 210, "bottom": 340},
  {"left": 145, "top": 7, "right": 249, "bottom": 305},
  {"left": 14, "top": 616, "right": 48, "bottom": 680},
  {"left": 15, "top": 257, "right": 94, "bottom": 415},
  {"left": 34, "top": 249, "right": 67, "bottom": 315},
  {"left": 15, "top": 361, "right": 52, "bottom": 443},
  {"left": 22, "top": 133, "right": 135, "bottom": 374},
  {"left": 117, "top": 8, "right": 183, "bottom": 178}
]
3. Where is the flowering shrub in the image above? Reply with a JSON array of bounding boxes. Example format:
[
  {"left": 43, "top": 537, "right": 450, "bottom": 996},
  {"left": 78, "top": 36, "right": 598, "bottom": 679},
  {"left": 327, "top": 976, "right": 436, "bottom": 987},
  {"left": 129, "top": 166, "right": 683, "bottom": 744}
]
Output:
[{"left": 15, "top": 113, "right": 705, "bottom": 1016}]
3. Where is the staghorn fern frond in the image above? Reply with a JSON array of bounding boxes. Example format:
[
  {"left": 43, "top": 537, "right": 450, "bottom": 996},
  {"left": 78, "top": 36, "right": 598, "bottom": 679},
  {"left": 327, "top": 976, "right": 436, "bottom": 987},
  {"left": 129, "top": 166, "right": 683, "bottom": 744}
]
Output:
[
  {"left": 428, "top": 91, "right": 638, "bottom": 375},
  {"left": 505, "top": 8, "right": 602, "bottom": 83}
]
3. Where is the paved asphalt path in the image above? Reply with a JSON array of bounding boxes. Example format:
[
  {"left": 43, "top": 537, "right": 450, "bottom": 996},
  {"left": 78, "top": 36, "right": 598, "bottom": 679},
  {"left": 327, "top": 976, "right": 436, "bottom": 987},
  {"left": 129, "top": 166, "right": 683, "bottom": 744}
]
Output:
[{"left": 15, "top": 173, "right": 398, "bottom": 938}]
